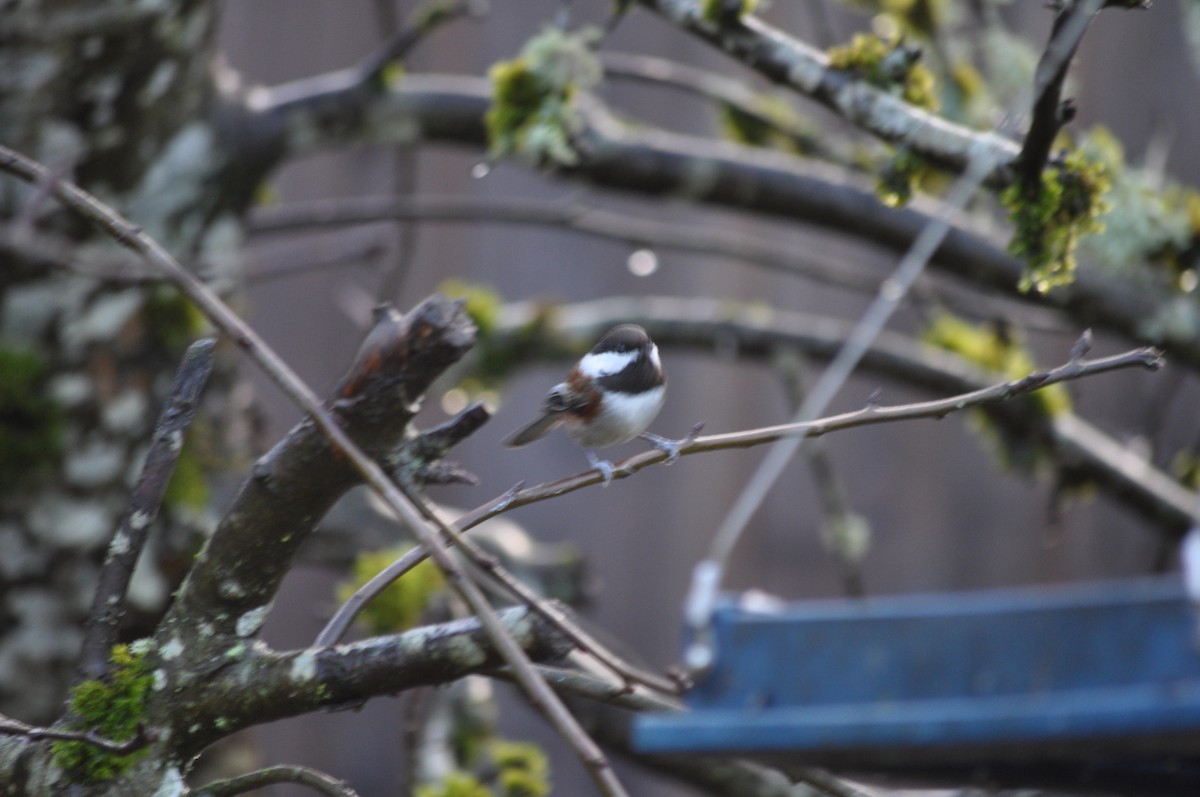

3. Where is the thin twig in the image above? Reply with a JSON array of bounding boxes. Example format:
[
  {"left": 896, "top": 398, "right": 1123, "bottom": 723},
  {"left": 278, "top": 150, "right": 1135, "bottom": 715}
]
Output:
[
  {"left": 0, "top": 144, "right": 628, "bottom": 797},
  {"left": 0, "top": 714, "right": 154, "bottom": 755},
  {"left": 354, "top": 0, "right": 481, "bottom": 87},
  {"left": 193, "top": 765, "right": 359, "bottom": 797},
  {"left": 487, "top": 296, "right": 1194, "bottom": 532},
  {"left": 453, "top": 345, "right": 1162, "bottom": 523},
  {"left": 79, "top": 337, "right": 217, "bottom": 681}
]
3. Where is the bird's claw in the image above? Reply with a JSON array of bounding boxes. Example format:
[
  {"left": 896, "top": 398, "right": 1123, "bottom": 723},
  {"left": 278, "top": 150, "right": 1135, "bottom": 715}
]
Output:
[
  {"left": 641, "top": 423, "right": 704, "bottom": 465},
  {"left": 585, "top": 450, "right": 615, "bottom": 486}
]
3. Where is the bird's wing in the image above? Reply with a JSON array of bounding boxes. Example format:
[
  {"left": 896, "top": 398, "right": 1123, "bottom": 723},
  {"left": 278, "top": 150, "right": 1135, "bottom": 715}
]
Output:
[{"left": 502, "top": 411, "right": 562, "bottom": 447}]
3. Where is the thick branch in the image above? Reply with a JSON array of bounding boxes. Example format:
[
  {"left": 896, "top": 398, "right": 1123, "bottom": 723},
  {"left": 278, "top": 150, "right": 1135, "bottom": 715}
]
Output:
[
  {"left": 632, "top": 0, "right": 1020, "bottom": 181},
  {"left": 159, "top": 299, "right": 473, "bottom": 644},
  {"left": 79, "top": 337, "right": 216, "bottom": 680},
  {"left": 182, "top": 606, "right": 569, "bottom": 755},
  {"left": 321, "top": 540, "right": 680, "bottom": 695},
  {"left": 241, "top": 75, "right": 1199, "bottom": 371}
]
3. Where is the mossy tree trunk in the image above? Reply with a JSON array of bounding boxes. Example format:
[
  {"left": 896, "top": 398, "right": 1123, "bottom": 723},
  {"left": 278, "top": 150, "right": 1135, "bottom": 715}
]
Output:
[{"left": 0, "top": 0, "right": 241, "bottom": 724}]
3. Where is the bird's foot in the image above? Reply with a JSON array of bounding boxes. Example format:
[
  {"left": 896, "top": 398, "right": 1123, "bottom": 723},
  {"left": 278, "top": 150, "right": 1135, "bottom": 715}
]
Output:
[
  {"left": 641, "top": 422, "right": 705, "bottom": 465},
  {"left": 585, "top": 449, "right": 615, "bottom": 486}
]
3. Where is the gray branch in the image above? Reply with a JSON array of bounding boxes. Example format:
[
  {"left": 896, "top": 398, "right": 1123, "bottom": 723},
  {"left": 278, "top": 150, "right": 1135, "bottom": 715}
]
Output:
[
  {"left": 177, "top": 606, "right": 570, "bottom": 757},
  {"left": 155, "top": 296, "right": 474, "bottom": 645},
  {"left": 243, "top": 74, "right": 1200, "bottom": 372},
  {"left": 194, "top": 766, "right": 359, "bottom": 797},
  {"left": 79, "top": 338, "right": 216, "bottom": 681},
  {"left": 631, "top": 0, "right": 1021, "bottom": 181}
]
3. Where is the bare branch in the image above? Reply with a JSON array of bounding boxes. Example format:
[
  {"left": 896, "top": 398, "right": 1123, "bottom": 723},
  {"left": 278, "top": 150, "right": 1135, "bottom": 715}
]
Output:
[
  {"left": 453, "top": 345, "right": 1165, "bottom": 532},
  {"left": 354, "top": 0, "right": 483, "bottom": 88},
  {"left": 193, "top": 765, "right": 358, "bottom": 797},
  {"left": 249, "top": 194, "right": 882, "bottom": 294},
  {"left": 490, "top": 296, "right": 1193, "bottom": 535},
  {"left": 245, "top": 193, "right": 1074, "bottom": 332},
  {"left": 389, "top": 401, "right": 492, "bottom": 487},
  {"left": 79, "top": 337, "right": 216, "bottom": 681}
]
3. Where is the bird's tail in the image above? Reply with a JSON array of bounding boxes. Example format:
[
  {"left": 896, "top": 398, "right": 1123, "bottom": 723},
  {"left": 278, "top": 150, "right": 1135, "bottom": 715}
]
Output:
[{"left": 503, "top": 413, "right": 561, "bottom": 447}]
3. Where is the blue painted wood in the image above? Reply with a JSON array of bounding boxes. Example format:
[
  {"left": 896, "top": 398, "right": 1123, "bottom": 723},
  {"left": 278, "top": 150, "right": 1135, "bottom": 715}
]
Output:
[{"left": 635, "top": 577, "right": 1200, "bottom": 793}]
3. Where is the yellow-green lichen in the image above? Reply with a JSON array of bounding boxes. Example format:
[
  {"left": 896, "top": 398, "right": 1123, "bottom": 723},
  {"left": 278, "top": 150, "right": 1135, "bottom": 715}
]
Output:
[
  {"left": 486, "top": 27, "right": 601, "bottom": 167},
  {"left": 0, "top": 345, "right": 64, "bottom": 497},
  {"left": 141, "top": 285, "right": 208, "bottom": 350},
  {"left": 336, "top": 546, "right": 445, "bottom": 635},
  {"left": 417, "top": 772, "right": 492, "bottom": 797},
  {"left": 163, "top": 435, "right": 210, "bottom": 510},
  {"left": 490, "top": 740, "right": 551, "bottom": 797},
  {"left": 1002, "top": 148, "right": 1111, "bottom": 293},
  {"left": 876, "top": 148, "right": 932, "bottom": 208},
  {"left": 415, "top": 740, "right": 550, "bottom": 797},
  {"left": 438, "top": 280, "right": 502, "bottom": 337},
  {"left": 439, "top": 287, "right": 566, "bottom": 388},
  {"left": 863, "top": 0, "right": 953, "bottom": 39},
  {"left": 52, "top": 644, "right": 154, "bottom": 783},
  {"left": 827, "top": 33, "right": 939, "bottom": 111},
  {"left": 1075, "top": 126, "right": 1198, "bottom": 280},
  {"left": 717, "top": 96, "right": 813, "bottom": 154},
  {"left": 701, "top": 0, "right": 759, "bottom": 24}
]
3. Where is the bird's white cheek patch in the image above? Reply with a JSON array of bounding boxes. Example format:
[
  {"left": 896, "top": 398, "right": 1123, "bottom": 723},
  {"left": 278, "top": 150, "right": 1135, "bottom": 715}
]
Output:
[{"left": 579, "top": 349, "right": 638, "bottom": 378}]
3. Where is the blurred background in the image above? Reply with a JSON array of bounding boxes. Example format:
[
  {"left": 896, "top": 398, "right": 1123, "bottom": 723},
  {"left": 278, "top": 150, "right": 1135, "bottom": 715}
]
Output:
[{"left": 194, "top": 2, "right": 1200, "bottom": 794}]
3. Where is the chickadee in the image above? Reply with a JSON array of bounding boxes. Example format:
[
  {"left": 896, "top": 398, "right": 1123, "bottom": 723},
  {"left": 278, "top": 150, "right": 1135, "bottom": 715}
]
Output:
[{"left": 503, "top": 324, "right": 679, "bottom": 483}]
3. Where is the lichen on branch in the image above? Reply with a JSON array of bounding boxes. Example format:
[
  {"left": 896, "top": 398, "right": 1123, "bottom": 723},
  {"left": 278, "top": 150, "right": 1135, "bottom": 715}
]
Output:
[
  {"left": 1001, "top": 147, "right": 1111, "bottom": 293},
  {"left": 486, "top": 27, "right": 602, "bottom": 166},
  {"left": 52, "top": 643, "right": 154, "bottom": 784},
  {"left": 826, "top": 32, "right": 939, "bottom": 111}
]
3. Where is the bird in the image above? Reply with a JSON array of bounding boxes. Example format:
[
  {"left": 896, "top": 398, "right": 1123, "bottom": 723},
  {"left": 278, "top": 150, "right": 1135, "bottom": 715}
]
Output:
[{"left": 503, "top": 324, "right": 679, "bottom": 484}]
